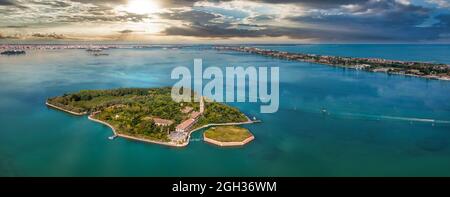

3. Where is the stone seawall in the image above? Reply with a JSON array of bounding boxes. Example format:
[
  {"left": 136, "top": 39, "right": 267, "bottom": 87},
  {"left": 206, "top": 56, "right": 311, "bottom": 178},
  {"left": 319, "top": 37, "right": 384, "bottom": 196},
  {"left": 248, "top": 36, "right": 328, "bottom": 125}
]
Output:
[
  {"left": 203, "top": 134, "right": 255, "bottom": 147},
  {"left": 46, "top": 102, "right": 87, "bottom": 116}
]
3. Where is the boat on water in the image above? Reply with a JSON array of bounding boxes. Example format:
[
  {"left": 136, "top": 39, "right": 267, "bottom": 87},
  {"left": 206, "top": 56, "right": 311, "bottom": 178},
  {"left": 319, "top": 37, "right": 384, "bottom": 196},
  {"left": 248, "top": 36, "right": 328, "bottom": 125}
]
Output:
[
  {"left": 1, "top": 50, "right": 26, "bottom": 55},
  {"left": 108, "top": 135, "right": 117, "bottom": 140},
  {"left": 321, "top": 108, "right": 329, "bottom": 115}
]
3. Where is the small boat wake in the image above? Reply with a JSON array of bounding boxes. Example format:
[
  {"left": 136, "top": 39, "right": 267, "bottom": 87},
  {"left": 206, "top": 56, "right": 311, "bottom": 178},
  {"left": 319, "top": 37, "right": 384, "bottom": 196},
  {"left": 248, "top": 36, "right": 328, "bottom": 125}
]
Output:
[{"left": 332, "top": 112, "right": 450, "bottom": 124}]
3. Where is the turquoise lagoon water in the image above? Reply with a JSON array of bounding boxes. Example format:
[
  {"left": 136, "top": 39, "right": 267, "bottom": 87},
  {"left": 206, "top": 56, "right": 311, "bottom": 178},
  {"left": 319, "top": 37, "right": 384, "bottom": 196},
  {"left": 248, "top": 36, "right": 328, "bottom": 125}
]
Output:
[{"left": 0, "top": 45, "right": 449, "bottom": 176}]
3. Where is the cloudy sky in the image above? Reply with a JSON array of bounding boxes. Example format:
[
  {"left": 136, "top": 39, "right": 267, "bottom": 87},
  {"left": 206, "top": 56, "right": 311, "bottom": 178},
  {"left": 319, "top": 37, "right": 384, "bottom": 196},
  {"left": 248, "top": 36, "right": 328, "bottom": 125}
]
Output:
[{"left": 0, "top": 0, "right": 449, "bottom": 43}]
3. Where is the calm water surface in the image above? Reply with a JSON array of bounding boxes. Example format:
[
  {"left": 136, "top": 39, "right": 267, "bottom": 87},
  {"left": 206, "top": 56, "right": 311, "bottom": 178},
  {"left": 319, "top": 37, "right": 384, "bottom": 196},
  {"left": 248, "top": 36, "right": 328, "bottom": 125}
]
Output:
[{"left": 0, "top": 45, "right": 449, "bottom": 176}]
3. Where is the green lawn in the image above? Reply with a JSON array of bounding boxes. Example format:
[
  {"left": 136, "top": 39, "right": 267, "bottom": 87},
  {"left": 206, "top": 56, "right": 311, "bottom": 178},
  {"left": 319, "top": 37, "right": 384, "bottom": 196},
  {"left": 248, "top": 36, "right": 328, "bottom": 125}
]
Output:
[{"left": 204, "top": 126, "right": 253, "bottom": 142}]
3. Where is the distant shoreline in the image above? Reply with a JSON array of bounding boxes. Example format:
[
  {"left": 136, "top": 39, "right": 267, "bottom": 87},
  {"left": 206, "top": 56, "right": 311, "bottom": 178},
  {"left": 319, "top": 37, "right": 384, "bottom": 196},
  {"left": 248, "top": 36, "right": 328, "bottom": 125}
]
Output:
[
  {"left": 215, "top": 46, "right": 450, "bottom": 81},
  {"left": 46, "top": 101, "right": 259, "bottom": 147}
]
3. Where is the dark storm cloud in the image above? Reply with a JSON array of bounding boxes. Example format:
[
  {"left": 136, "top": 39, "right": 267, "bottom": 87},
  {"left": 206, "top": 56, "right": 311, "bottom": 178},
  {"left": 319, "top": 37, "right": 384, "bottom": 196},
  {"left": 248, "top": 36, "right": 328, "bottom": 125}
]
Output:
[
  {"left": 284, "top": 0, "right": 446, "bottom": 41},
  {"left": 0, "top": 0, "right": 15, "bottom": 6},
  {"left": 159, "top": 0, "right": 449, "bottom": 42},
  {"left": 164, "top": 25, "right": 261, "bottom": 38},
  {"left": 118, "top": 29, "right": 133, "bottom": 33},
  {"left": 254, "top": 0, "right": 371, "bottom": 8},
  {"left": 160, "top": 9, "right": 388, "bottom": 41},
  {"left": 288, "top": 0, "right": 430, "bottom": 28},
  {"left": 70, "top": 0, "right": 201, "bottom": 8},
  {"left": 264, "top": 26, "right": 396, "bottom": 41},
  {"left": 290, "top": 0, "right": 448, "bottom": 40},
  {"left": 163, "top": 21, "right": 396, "bottom": 41},
  {"left": 160, "top": 10, "right": 261, "bottom": 37},
  {"left": 169, "top": 0, "right": 373, "bottom": 8},
  {"left": 256, "top": 0, "right": 364, "bottom": 3},
  {"left": 0, "top": 0, "right": 27, "bottom": 8},
  {"left": 160, "top": 10, "right": 220, "bottom": 23}
]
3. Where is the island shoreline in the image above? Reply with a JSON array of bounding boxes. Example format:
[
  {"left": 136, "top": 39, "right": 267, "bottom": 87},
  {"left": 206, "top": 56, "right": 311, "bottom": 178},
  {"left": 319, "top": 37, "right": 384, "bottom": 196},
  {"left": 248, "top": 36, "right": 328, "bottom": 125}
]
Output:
[
  {"left": 46, "top": 101, "right": 259, "bottom": 147},
  {"left": 45, "top": 102, "right": 87, "bottom": 116},
  {"left": 203, "top": 133, "right": 255, "bottom": 147}
]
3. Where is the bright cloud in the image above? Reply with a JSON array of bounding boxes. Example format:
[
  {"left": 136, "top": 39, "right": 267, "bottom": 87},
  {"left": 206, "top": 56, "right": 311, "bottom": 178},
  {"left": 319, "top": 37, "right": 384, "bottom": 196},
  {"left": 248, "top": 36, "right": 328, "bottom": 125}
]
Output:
[{"left": 0, "top": 0, "right": 449, "bottom": 43}]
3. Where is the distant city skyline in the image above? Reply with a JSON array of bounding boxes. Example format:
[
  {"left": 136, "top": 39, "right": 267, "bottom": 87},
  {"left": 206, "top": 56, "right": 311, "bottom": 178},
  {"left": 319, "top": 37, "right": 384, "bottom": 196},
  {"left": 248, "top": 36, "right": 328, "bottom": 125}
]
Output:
[{"left": 1, "top": 0, "right": 450, "bottom": 43}]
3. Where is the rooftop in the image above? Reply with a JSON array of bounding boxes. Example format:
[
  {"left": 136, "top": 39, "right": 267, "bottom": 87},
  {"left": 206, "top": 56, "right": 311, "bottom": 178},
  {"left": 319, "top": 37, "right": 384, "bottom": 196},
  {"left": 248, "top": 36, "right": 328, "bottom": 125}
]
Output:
[
  {"left": 176, "top": 118, "right": 196, "bottom": 131},
  {"left": 153, "top": 117, "right": 174, "bottom": 126},
  {"left": 190, "top": 111, "right": 201, "bottom": 119}
]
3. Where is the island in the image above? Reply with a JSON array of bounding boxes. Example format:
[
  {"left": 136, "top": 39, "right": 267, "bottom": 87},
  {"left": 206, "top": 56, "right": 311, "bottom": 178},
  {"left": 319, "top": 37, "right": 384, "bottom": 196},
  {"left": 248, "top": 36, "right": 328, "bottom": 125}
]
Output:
[
  {"left": 46, "top": 87, "right": 257, "bottom": 147},
  {"left": 203, "top": 126, "right": 255, "bottom": 147},
  {"left": 215, "top": 46, "right": 450, "bottom": 81},
  {"left": 1, "top": 50, "right": 26, "bottom": 55}
]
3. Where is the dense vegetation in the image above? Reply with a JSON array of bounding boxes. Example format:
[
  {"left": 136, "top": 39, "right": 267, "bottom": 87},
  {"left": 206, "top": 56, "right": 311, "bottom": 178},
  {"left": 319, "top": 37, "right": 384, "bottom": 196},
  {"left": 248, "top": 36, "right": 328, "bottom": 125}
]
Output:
[
  {"left": 194, "top": 102, "right": 248, "bottom": 128},
  {"left": 47, "top": 87, "right": 248, "bottom": 142},
  {"left": 204, "top": 126, "right": 253, "bottom": 142}
]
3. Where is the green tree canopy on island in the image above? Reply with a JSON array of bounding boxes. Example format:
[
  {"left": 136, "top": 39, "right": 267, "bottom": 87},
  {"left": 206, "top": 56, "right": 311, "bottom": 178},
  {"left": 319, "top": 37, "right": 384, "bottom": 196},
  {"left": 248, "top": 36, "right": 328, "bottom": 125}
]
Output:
[{"left": 47, "top": 87, "right": 248, "bottom": 142}]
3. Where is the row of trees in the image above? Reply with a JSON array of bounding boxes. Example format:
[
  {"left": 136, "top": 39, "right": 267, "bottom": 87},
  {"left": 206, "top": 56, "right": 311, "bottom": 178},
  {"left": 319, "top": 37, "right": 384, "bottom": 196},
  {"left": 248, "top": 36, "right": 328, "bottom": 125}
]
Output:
[{"left": 95, "top": 106, "right": 173, "bottom": 141}]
